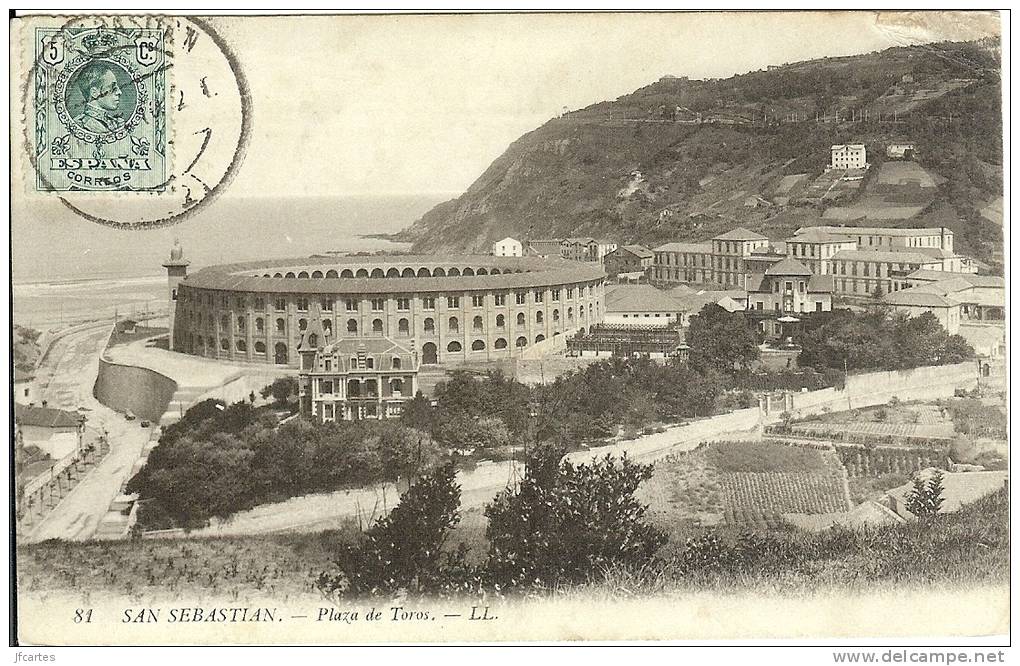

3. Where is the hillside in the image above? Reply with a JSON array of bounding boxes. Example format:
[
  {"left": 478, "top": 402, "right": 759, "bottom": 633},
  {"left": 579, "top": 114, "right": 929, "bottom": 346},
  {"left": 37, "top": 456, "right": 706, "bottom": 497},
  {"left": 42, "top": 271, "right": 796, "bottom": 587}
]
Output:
[{"left": 399, "top": 39, "right": 1002, "bottom": 269}]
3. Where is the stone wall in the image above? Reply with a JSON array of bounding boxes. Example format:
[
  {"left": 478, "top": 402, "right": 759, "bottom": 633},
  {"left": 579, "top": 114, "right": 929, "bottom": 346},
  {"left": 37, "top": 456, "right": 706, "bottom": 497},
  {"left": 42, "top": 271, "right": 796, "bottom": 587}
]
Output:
[{"left": 93, "top": 357, "right": 178, "bottom": 422}]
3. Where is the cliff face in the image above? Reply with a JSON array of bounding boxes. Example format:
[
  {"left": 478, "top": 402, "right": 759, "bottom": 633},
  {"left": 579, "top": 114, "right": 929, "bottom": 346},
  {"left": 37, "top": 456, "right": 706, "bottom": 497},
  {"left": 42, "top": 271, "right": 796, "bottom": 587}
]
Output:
[{"left": 401, "top": 40, "right": 1002, "bottom": 266}]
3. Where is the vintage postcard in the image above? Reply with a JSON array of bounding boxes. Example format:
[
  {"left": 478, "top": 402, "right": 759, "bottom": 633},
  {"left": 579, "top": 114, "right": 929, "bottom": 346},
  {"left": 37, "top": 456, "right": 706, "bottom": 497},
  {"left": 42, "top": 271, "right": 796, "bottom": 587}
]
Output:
[{"left": 8, "top": 10, "right": 1009, "bottom": 648}]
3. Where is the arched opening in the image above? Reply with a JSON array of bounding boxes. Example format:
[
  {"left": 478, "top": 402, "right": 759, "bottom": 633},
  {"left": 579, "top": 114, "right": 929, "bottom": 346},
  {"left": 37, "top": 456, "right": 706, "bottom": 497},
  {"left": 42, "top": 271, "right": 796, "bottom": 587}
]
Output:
[
  {"left": 274, "top": 342, "right": 288, "bottom": 364},
  {"left": 401, "top": 268, "right": 415, "bottom": 278},
  {"left": 417, "top": 267, "right": 431, "bottom": 277},
  {"left": 298, "top": 271, "right": 310, "bottom": 278},
  {"left": 255, "top": 341, "right": 266, "bottom": 355},
  {"left": 490, "top": 268, "right": 501, "bottom": 275},
  {"left": 347, "top": 319, "right": 358, "bottom": 333},
  {"left": 515, "top": 336, "right": 528, "bottom": 349},
  {"left": 273, "top": 272, "right": 283, "bottom": 278},
  {"left": 348, "top": 379, "right": 361, "bottom": 397},
  {"left": 448, "top": 267, "right": 461, "bottom": 277},
  {"left": 424, "top": 317, "right": 435, "bottom": 333},
  {"left": 255, "top": 317, "right": 264, "bottom": 333},
  {"left": 398, "top": 318, "right": 410, "bottom": 336},
  {"left": 356, "top": 268, "right": 369, "bottom": 278},
  {"left": 386, "top": 268, "right": 400, "bottom": 278},
  {"left": 422, "top": 342, "right": 438, "bottom": 365},
  {"left": 448, "top": 316, "right": 459, "bottom": 332},
  {"left": 285, "top": 271, "right": 296, "bottom": 278},
  {"left": 496, "top": 314, "right": 505, "bottom": 328},
  {"left": 433, "top": 267, "right": 446, "bottom": 277},
  {"left": 276, "top": 318, "right": 286, "bottom": 334},
  {"left": 392, "top": 356, "right": 402, "bottom": 370},
  {"left": 372, "top": 318, "right": 384, "bottom": 334},
  {"left": 322, "top": 320, "right": 332, "bottom": 336},
  {"left": 471, "top": 339, "right": 485, "bottom": 351},
  {"left": 477, "top": 268, "right": 488, "bottom": 275},
  {"left": 536, "top": 311, "right": 544, "bottom": 324},
  {"left": 579, "top": 327, "right": 586, "bottom": 336},
  {"left": 326, "top": 269, "right": 338, "bottom": 278},
  {"left": 341, "top": 269, "right": 354, "bottom": 278},
  {"left": 553, "top": 308, "right": 560, "bottom": 322},
  {"left": 299, "top": 318, "right": 308, "bottom": 331},
  {"left": 311, "top": 270, "right": 323, "bottom": 278},
  {"left": 220, "top": 338, "right": 229, "bottom": 351},
  {"left": 391, "top": 378, "right": 404, "bottom": 396},
  {"left": 365, "top": 379, "right": 378, "bottom": 397},
  {"left": 472, "top": 315, "right": 483, "bottom": 331},
  {"left": 535, "top": 334, "right": 545, "bottom": 343},
  {"left": 447, "top": 340, "right": 463, "bottom": 353},
  {"left": 372, "top": 268, "right": 385, "bottom": 278},
  {"left": 236, "top": 339, "right": 247, "bottom": 352},
  {"left": 463, "top": 267, "right": 475, "bottom": 276},
  {"left": 495, "top": 337, "right": 508, "bottom": 350},
  {"left": 516, "top": 312, "right": 526, "bottom": 327}
]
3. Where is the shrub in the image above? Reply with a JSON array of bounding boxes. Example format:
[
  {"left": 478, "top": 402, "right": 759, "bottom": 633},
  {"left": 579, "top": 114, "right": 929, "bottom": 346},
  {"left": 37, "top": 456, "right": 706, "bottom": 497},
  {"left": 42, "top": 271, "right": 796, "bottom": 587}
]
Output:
[
  {"left": 905, "top": 470, "right": 946, "bottom": 523},
  {"left": 316, "top": 464, "right": 462, "bottom": 598},
  {"left": 485, "top": 451, "right": 665, "bottom": 589}
]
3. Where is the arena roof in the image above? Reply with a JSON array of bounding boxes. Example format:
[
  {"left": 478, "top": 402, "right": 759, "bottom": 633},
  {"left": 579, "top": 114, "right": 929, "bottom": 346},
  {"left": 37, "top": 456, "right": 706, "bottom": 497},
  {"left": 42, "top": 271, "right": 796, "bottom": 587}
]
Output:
[{"left": 180, "top": 255, "right": 606, "bottom": 294}]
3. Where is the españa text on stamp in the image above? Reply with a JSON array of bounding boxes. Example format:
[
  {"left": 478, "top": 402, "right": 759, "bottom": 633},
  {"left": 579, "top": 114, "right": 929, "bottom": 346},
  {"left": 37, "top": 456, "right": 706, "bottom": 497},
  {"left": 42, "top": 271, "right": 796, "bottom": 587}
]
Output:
[{"left": 34, "top": 25, "right": 168, "bottom": 191}]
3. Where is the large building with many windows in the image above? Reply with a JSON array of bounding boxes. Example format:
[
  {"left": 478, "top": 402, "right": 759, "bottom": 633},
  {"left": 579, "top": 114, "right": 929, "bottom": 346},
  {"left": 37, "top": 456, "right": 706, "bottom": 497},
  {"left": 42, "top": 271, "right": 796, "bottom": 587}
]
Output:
[{"left": 167, "top": 253, "right": 606, "bottom": 369}]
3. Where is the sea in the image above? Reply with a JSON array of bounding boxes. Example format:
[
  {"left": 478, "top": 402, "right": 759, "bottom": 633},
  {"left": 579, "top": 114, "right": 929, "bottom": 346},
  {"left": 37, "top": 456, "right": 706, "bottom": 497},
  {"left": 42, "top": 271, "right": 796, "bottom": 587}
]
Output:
[{"left": 12, "top": 194, "right": 450, "bottom": 330}]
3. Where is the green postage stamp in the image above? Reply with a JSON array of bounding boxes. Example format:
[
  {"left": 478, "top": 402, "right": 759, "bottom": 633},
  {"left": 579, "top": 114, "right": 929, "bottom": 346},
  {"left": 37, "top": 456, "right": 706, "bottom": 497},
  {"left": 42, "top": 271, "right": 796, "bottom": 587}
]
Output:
[{"left": 34, "top": 26, "right": 168, "bottom": 191}]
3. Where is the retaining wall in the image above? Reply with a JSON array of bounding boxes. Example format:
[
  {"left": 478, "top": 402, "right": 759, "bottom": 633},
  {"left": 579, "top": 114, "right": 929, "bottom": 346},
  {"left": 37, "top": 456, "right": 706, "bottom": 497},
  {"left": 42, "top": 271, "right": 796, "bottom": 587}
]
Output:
[{"left": 94, "top": 357, "right": 178, "bottom": 423}]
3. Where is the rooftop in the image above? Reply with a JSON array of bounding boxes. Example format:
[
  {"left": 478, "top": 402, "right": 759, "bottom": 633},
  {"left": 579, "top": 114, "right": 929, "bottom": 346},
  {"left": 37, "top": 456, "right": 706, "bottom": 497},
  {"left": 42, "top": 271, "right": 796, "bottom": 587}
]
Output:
[
  {"left": 831, "top": 144, "right": 866, "bottom": 150},
  {"left": 884, "top": 289, "right": 959, "bottom": 308},
  {"left": 907, "top": 270, "right": 1004, "bottom": 288},
  {"left": 713, "top": 227, "right": 768, "bottom": 242},
  {"left": 765, "top": 257, "right": 812, "bottom": 276},
  {"left": 653, "top": 241, "right": 713, "bottom": 254},
  {"left": 797, "top": 225, "right": 950, "bottom": 238},
  {"left": 831, "top": 249, "right": 941, "bottom": 264},
  {"left": 615, "top": 244, "right": 654, "bottom": 259},
  {"left": 604, "top": 284, "right": 681, "bottom": 313},
  {"left": 181, "top": 255, "right": 606, "bottom": 295},
  {"left": 789, "top": 228, "right": 856, "bottom": 244},
  {"left": 15, "top": 404, "right": 82, "bottom": 429}
]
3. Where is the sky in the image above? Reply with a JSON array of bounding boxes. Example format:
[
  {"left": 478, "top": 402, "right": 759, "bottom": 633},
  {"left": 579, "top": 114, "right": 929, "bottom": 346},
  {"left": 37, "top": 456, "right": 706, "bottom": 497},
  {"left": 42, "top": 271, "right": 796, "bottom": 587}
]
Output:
[
  {"left": 207, "top": 11, "right": 1000, "bottom": 197},
  {"left": 10, "top": 11, "right": 1000, "bottom": 281}
]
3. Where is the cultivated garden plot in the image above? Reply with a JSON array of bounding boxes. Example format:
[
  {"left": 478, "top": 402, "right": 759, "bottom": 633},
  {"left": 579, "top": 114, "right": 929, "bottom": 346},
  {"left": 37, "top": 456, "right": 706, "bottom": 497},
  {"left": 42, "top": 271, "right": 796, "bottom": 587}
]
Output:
[{"left": 642, "top": 440, "right": 851, "bottom": 533}]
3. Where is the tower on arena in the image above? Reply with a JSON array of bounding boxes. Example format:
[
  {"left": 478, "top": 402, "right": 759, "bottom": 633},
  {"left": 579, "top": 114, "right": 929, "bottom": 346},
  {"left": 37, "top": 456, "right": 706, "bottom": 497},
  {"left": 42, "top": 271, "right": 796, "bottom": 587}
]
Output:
[{"left": 162, "top": 239, "right": 190, "bottom": 350}]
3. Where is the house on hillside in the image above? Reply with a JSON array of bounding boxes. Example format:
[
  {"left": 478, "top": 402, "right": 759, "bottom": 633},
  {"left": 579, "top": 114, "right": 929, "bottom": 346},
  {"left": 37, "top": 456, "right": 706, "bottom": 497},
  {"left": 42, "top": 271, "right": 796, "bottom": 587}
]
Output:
[
  {"left": 886, "top": 141, "right": 916, "bottom": 159},
  {"left": 526, "top": 239, "right": 564, "bottom": 258},
  {"left": 603, "top": 245, "right": 653, "bottom": 277},
  {"left": 830, "top": 144, "right": 867, "bottom": 170},
  {"left": 491, "top": 237, "right": 523, "bottom": 257}
]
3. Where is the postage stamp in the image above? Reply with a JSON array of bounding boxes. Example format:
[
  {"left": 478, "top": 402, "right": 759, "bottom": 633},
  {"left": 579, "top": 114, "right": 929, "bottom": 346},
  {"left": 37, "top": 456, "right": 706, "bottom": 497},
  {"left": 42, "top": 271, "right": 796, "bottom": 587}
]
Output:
[{"left": 33, "top": 25, "right": 169, "bottom": 191}]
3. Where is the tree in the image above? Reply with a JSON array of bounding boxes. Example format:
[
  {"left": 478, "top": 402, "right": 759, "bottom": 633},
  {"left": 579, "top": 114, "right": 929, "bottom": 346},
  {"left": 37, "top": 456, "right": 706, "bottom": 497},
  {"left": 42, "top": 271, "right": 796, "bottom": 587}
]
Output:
[
  {"left": 687, "top": 303, "right": 760, "bottom": 373},
  {"left": 872, "top": 284, "right": 885, "bottom": 299},
  {"left": 261, "top": 377, "right": 298, "bottom": 406},
  {"left": 485, "top": 451, "right": 665, "bottom": 588},
  {"left": 317, "top": 464, "right": 462, "bottom": 597},
  {"left": 905, "top": 470, "right": 945, "bottom": 523},
  {"left": 400, "top": 391, "right": 435, "bottom": 432}
]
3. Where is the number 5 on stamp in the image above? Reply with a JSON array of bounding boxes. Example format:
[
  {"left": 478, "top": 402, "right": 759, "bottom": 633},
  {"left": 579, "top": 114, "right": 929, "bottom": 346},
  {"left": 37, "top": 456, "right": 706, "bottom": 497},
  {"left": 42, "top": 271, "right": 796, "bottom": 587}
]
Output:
[{"left": 34, "top": 26, "right": 168, "bottom": 192}]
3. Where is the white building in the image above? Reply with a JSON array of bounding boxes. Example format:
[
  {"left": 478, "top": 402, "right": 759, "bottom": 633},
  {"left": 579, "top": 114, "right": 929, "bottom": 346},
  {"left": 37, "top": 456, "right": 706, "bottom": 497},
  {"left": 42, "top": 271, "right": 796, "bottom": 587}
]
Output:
[
  {"left": 830, "top": 144, "right": 867, "bottom": 170},
  {"left": 491, "top": 236, "right": 523, "bottom": 257},
  {"left": 886, "top": 141, "right": 915, "bottom": 159}
]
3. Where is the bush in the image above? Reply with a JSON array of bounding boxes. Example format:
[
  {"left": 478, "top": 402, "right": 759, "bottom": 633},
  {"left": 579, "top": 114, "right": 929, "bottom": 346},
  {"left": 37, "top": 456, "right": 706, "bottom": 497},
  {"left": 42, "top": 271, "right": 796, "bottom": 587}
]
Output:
[
  {"left": 485, "top": 451, "right": 666, "bottom": 589},
  {"left": 316, "top": 465, "right": 463, "bottom": 598}
]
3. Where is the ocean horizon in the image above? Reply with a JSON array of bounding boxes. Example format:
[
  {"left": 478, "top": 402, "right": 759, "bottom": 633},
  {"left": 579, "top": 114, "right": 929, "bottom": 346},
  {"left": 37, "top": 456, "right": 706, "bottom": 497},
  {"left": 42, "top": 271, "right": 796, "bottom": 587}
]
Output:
[{"left": 13, "top": 193, "right": 449, "bottom": 329}]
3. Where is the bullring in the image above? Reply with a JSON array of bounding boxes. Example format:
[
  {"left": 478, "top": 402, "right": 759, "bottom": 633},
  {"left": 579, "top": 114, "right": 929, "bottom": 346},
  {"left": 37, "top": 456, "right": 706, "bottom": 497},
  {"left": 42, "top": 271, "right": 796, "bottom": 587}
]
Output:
[{"left": 168, "top": 254, "right": 607, "bottom": 368}]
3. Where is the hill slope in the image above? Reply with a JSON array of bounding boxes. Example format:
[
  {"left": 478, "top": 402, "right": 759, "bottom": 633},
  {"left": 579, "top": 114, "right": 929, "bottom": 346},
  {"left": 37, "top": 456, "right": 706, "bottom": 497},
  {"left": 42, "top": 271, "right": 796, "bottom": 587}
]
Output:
[{"left": 400, "top": 40, "right": 1002, "bottom": 268}]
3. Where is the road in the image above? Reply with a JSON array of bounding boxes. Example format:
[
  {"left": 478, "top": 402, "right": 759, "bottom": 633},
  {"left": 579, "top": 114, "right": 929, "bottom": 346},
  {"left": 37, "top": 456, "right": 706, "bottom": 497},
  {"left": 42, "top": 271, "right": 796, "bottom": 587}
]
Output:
[
  {"left": 23, "top": 324, "right": 153, "bottom": 543},
  {"left": 190, "top": 414, "right": 759, "bottom": 537}
]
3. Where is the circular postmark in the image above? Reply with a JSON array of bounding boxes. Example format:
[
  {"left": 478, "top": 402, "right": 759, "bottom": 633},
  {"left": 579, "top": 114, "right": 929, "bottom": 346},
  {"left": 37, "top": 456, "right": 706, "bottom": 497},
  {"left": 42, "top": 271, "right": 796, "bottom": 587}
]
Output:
[{"left": 18, "top": 14, "right": 253, "bottom": 230}]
